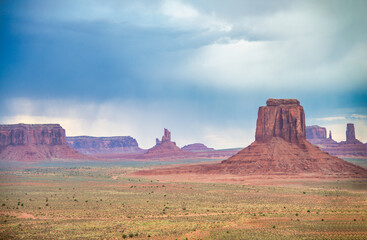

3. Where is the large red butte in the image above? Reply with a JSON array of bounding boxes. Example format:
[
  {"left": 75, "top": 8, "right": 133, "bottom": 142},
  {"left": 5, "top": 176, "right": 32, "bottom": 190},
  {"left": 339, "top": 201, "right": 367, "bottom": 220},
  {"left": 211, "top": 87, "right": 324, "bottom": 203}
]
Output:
[{"left": 137, "top": 99, "right": 367, "bottom": 177}]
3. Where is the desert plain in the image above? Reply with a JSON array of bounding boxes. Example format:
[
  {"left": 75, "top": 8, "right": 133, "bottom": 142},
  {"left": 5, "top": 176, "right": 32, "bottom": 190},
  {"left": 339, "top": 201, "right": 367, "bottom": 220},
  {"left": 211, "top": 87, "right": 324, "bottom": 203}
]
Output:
[{"left": 0, "top": 159, "right": 367, "bottom": 240}]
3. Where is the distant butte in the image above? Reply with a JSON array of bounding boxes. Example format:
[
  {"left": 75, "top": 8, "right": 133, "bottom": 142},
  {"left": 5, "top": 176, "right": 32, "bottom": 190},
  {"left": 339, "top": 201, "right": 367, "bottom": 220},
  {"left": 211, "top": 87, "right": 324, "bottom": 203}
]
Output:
[
  {"left": 141, "top": 129, "right": 189, "bottom": 159},
  {"left": 182, "top": 143, "right": 214, "bottom": 152},
  {"left": 66, "top": 136, "right": 144, "bottom": 155},
  {"left": 0, "top": 124, "right": 87, "bottom": 163},
  {"left": 136, "top": 99, "right": 367, "bottom": 177},
  {"left": 307, "top": 123, "right": 367, "bottom": 158}
]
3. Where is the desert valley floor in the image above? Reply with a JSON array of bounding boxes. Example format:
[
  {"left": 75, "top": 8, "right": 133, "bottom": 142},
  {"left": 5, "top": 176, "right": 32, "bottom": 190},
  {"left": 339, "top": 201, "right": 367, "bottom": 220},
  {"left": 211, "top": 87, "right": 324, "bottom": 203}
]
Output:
[{"left": 0, "top": 159, "right": 366, "bottom": 240}]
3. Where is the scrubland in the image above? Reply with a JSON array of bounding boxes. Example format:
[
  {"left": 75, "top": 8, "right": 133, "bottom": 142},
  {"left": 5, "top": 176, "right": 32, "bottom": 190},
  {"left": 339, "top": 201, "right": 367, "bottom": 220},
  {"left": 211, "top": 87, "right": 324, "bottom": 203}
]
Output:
[{"left": 0, "top": 166, "right": 366, "bottom": 239}]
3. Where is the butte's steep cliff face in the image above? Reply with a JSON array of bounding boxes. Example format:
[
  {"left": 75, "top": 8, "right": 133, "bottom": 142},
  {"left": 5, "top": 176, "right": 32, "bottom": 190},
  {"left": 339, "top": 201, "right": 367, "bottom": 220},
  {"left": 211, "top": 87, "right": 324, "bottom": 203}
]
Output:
[
  {"left": 255, "top": 99, "right": 305, "bottom": 144},
  {"left": 306, "top": 126, "right": 327, "bottom": 140},
  {"left": 137, "top": 99, "right": 367, "bottom": 177},
  {"left": 345, "top": 123, "right": 361, "bottom": 144},
  {"left": 306, "top": 123, "right": 367, "bottom": 158},
  {"left": 0, "top": 124, "right": 86, "bottom": 162},
  {"left": 306, "top": 126, "right": 337, "bottom": 146},
  {"left": 66, "top": 136, "right": 143, "bottom": 155}
]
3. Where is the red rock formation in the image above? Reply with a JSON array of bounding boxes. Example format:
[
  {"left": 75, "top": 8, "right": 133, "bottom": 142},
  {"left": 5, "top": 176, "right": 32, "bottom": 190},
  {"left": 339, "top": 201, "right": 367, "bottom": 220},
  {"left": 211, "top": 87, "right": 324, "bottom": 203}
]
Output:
[
  {"left": 162, "top": 128, "right": 171, "bottom": 142},
  {"left": 66, "top": 136, "right": 144, "bottom": 155},
  {"left": 307, "top": 124, "right": 367, "bottom": 158},
  {"left": 0, "top": 124, "right": 87, "bottom": 162},
  {"left": 346, "top": 123, "right": 356, "bottom": 142},
  {"left": 306, "top": 126, "right": 327, "bottom": 139},
  {"left": 255, "top": 99, "right": 305, "bottom": 143},
  {"left": 345, "top": 123, "right": 362, "bottom": 144},
  {"left": 306, "top": 125, "right": 337, "bottom": 147},
  {"left": 329, "top": 130, "right": 332, "bottom": 140},
  {"left": 182, "top": 143, "right": 214, "bottom": 152},
  {"left": 136, "top": 99, "right": 367, "bottom": 177},
  {"left": 142, "top": 129, "right": 189, "bottom": 159}
]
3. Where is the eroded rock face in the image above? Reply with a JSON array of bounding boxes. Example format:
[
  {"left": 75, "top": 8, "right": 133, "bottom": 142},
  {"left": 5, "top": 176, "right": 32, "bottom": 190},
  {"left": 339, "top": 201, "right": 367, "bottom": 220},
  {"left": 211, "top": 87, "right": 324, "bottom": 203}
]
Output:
[
  {"left": 346, "top": 123, "right": 357, "bottom": 143},
  {"left": 306, "top": 126, "right": 326, "bottom": 139},
  {"left": 255, "top": 98, "right": 305, "bottom": 144},
  {"left": 0, "top": 124, "right": 86, "bottom": 162},
  {"left": 66, "top": 136, "right": 143, "bottom": 155},
  {"left": 329, "top": 131, "right": 332, "bottom": 140},
  {"left": 137, "top": 99, "right": 367, "bottom": 177},
  {"left": 0, "top": 124, "right": 66, "bottom": 146},
  {"left": 182, "top": 143, "right": 214, "bottom": 152},
  {"left": 266, "top": 98, "right": 300, "bottom": 106},
  {"left": 161, "top": 129, "right": 171, "bottom": 143},
  {"left": 307, "top": 124, "right": 366, "bottom": 158},
  {"left": 144, "top": 128, "right": 185, "bottom": 158}
]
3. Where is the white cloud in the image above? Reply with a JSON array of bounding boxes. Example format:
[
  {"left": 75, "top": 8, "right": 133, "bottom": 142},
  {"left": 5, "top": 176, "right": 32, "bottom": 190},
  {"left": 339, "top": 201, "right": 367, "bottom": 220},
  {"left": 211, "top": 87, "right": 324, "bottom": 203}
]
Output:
[
  {"left": 351, "top": 114, "right": 367, "bottom": 119},
  {"left": 312, "top": 116, "right": 346, "bottom": 121},
  {"left": 160, "top": 0, "right": 232, "bottom": 32},
  {"left": 161, "top": 0, "right": 198, "bottom": 19}
]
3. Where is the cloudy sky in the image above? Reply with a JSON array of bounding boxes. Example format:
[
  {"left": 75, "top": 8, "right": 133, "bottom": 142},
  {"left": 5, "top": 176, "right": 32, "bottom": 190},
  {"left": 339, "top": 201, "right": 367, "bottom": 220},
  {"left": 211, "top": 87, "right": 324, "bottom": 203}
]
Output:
[{"left": 1, "top": 0, "right": 366, "bottom": 149}]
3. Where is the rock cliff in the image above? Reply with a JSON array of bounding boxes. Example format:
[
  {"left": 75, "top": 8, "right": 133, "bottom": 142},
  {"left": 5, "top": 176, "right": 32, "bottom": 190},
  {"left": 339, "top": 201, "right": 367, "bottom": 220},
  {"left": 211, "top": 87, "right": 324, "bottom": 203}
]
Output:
[
  {"left": 306, "top": 126, "right": 327, "bottom": 139},
  {"left": 66, "top": 136, "right": 143, "bottom": 155},
  {"left": 345, "top": 123, "right": 362, "bottom": 144},
  {"left": 143, "top": 129, "right": 187, "bottom": 159},
  {"left": 306, "top": 123, "right": 366, "bottom": 158},
  {"left": 137, "top": 99, "right": 367, "bottom": 177},
  {"left": 0, "top": 124, "right": 86, "bottom": 162},
  {"left": 255, "top": 98, "right": 305, "bottom": 144}
]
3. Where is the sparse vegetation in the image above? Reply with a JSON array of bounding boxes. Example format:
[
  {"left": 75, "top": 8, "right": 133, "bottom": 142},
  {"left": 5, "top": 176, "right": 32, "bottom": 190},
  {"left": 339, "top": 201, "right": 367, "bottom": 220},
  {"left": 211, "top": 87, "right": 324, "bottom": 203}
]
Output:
[{"left": 0, "top": 167, "right": 366, "bottom": 239}]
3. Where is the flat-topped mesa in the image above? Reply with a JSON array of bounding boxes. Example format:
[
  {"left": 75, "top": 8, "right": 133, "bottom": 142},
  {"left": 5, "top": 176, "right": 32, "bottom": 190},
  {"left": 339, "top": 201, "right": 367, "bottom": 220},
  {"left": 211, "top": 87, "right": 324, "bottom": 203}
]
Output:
[
  {"left": 66, "top": 136, "right": 143, "bottom": 155},
  {"left": 0, "top": 123, "right": 66, "bottom": 146},
  {"left": 266, "top": 99, "right": 300, "bottom": 106},
  {"left": 306, "top": 126, "right": 327, "bottom": 139},
  {"left": 0, "top": 123, "right": 87, "bottom": 162},
  {"left": 255, "top": 98, "right": 305, "bottom": 144}
]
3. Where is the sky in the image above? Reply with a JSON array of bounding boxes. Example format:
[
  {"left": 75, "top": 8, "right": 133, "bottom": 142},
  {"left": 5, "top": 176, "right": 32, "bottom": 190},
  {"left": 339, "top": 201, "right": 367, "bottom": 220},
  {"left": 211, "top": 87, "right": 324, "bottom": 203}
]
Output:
[{"left": 0, "top": 0, "right": 366, "bottom": 149}]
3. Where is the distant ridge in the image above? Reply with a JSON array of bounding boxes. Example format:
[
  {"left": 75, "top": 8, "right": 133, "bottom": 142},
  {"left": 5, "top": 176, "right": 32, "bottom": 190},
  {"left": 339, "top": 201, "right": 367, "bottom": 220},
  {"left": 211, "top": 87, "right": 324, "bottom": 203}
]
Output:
[
  {"left": 0, "top": 124, "right": 87, "bottom": 162},
  {"left": 67, "top": 136, "right": 144, "bottom": 155}
]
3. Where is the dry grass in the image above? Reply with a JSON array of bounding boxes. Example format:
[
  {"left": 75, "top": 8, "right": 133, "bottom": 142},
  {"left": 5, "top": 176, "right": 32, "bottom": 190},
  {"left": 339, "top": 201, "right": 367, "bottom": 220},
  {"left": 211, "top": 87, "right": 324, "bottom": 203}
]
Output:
[{"left": 0, "top": 166, "right": 366, "bottom": 239}]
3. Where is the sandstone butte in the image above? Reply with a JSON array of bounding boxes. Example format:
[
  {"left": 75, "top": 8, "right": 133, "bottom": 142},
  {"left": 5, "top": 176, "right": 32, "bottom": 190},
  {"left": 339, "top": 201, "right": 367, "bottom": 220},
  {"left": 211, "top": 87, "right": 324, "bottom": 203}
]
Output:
[
  {"left": 140, "top": 129, "right": 190, "bottom": 159},
  {"left": 307, "top": 124, "right": 367, "bottom": 158},
  {"left": 181, "top": 143, "right": 214, "bottom": 152},
  {"left": 136, "top": 99, "right": 367, "bottom": 177},
  {"left": 66, "top": 136, "right": 144, "bottom": 155},
  {"left": 0, "top": 124, "right": 87, "bottom": 162}
]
